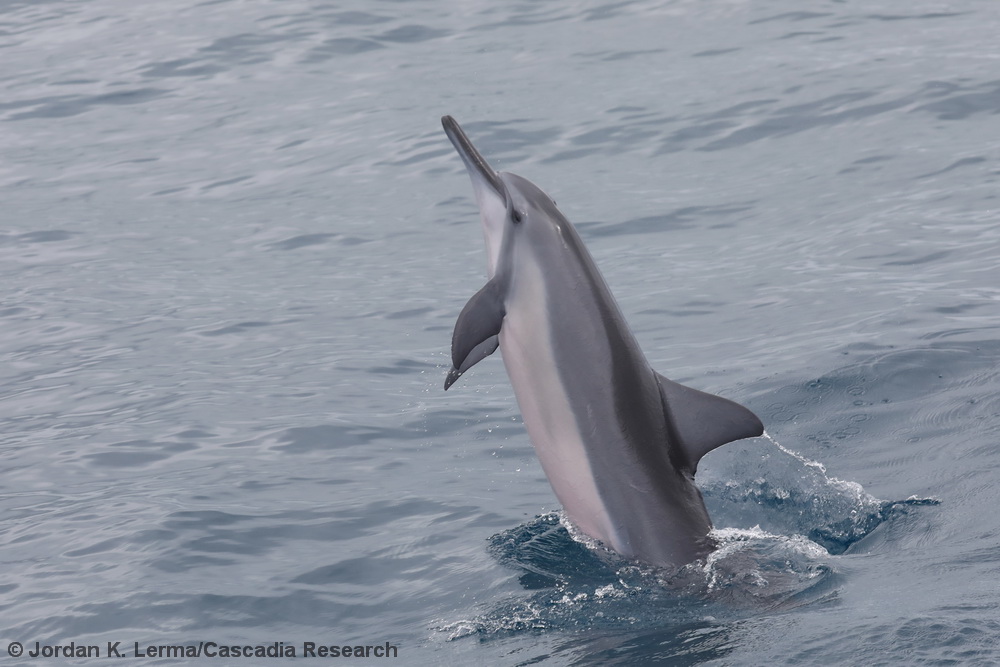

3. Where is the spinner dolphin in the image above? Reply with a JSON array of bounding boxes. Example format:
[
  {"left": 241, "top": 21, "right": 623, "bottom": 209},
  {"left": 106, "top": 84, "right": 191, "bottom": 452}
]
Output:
[{"left": 441, "top": 116, "right": 763, "bottom": 568}]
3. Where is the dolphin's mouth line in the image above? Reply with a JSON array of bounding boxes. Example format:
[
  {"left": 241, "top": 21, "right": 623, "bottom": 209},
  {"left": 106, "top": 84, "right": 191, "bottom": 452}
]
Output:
[{"left": 442, "top": 115, "right": 507, "bottom": 200}]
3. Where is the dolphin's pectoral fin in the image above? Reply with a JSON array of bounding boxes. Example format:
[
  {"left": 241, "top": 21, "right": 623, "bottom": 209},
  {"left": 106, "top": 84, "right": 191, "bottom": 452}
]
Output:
[
  {"left": 656, "top": 373, "right": 764, "bottom": 473},
  {"left": 446, "top": 335, "right": 498, "bottom": 390},
  {"left": 445, "top": 280, "right": 505, "bottom": 390}
]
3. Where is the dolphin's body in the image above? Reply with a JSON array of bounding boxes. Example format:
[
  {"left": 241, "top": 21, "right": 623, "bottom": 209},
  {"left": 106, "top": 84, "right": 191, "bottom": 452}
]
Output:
[{"left": 441, "top": 116, "right": 763, "bottom": 568}]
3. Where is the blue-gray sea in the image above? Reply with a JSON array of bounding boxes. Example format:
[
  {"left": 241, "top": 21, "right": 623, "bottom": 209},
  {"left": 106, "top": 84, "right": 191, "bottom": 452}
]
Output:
[{"left": 2, "top": 0, "right": 999, "bottom": 664}]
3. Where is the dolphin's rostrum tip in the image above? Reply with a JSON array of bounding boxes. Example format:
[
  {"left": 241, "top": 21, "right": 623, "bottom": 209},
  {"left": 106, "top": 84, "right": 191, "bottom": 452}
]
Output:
[{"left": 441, "top": 115, "right": 461, "bottom": 137}]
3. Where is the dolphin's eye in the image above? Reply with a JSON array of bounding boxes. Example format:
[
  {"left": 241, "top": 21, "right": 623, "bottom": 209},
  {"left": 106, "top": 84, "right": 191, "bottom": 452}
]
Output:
[{"left": 511, "top": 209, "right": 523, "bottom": 223}]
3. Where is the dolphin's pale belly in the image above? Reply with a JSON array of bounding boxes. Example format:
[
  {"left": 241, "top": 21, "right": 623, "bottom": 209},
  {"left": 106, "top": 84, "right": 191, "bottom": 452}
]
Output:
[
  {"left": 496, "top": 258, "right": 626, "bottom": 551},
  {"left": 497, "top": 249, "right": 716, "bottom": 566}
]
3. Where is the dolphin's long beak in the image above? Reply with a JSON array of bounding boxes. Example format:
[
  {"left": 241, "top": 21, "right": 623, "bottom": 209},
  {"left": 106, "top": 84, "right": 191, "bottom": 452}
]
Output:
[
  {"left": 441, "top": 116, "right": 506, "bottom": 198},
  {"left": 441, "top": 115, "right": 510, "bottom": 277}
]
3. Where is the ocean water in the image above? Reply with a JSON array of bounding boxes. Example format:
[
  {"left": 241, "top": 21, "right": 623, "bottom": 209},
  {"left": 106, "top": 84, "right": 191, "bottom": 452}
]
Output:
[{"left": 1, "top": 0, "right": 999, "bottom": 664}]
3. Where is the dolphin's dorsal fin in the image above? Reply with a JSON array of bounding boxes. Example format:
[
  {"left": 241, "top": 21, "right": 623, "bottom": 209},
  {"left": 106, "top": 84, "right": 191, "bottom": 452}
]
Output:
[{"left": 656, "top": 373, "right": 764, "bottom": 473}]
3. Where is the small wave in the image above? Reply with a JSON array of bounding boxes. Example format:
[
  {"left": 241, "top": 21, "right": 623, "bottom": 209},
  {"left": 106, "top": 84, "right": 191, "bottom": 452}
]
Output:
[
  {"left": 441, "top": 434, "right": 937, "bottom": 640},
  {"left": 440, "top": 515, "right": 835, "bottom": 639},
  {"left": 703, "top": 433, "right": 939, "bottom": 554},
  {"left": 694, "top": 526, "right": 836, "bottom": 611}
]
